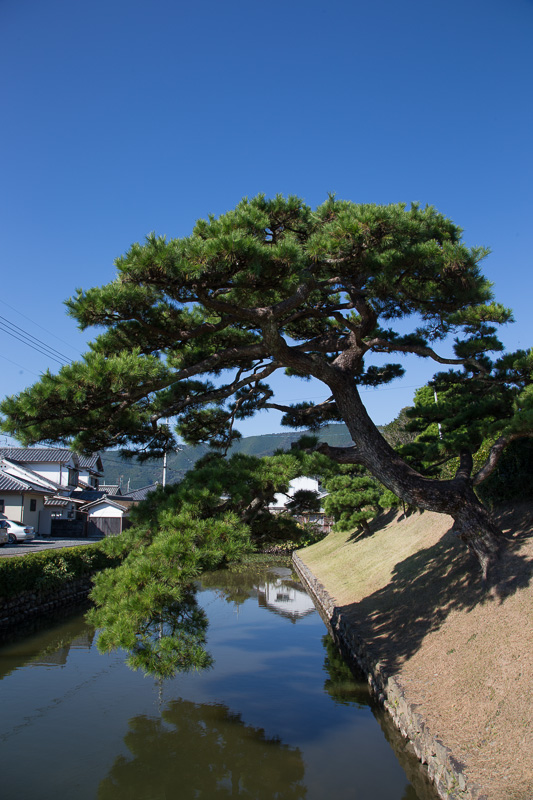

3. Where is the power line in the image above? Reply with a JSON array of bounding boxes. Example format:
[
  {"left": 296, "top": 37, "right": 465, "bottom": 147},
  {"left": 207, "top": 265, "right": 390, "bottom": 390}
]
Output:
[
  {"left": 0, "top": 298, "right": 83, "bottom": 356},
  {"left": 0, "top": 316, "right": 71, "bottom": 363},
  {"left": 0, "top": 319, "right": 69, "bottom": 367},
  {"left": 0, "top": 352, "right": 41, "bottom": 377}
]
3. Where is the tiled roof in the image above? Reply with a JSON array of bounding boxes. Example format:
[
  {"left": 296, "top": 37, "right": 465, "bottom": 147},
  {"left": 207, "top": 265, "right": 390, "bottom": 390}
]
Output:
[
  {"left": 44, "top": 497, "right": 70, "bottom": 507},
  {"left": 80, "top": 496, "right": 132, "bottom": 512},
  {"left": 1, "top": 459, "right": 61, "bottom": 492},
  {"left": 99, "top": 484, "right": 121, "bottom": 495},
  {"left": 0, "top": 471, "right": 53, "bottom": 494},
  {"left": 77, "top": 454, "right": 97, "bottom": 467},
  {"left": 0, "top": 447, "right": 75, "bottom": 464},
  {"left": 121, "top": 483, "right": 158, "bottom": 502},
  {"left": 77, "top": 453, "right": 104, "bottom": 474},
  {"left": 0, "top": 473, "right": 30, "bottom": 492},
  {"left": 0, "top": 447, "right": 103, "bottom": 475}
]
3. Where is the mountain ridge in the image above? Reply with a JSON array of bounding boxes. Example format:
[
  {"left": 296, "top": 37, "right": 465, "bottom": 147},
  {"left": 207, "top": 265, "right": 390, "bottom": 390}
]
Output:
[{"left": 100, "top": 423, "right": 358, "bottom": 490}]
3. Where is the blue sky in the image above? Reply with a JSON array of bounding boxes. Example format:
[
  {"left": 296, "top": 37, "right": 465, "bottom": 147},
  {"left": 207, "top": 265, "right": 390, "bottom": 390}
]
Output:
[{"left": 1, "top": 0, "right": 532, "bottom": 443}]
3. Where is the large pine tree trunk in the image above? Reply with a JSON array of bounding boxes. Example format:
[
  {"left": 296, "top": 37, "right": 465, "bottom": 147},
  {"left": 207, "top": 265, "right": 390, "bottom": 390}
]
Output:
[
  {"left": 450, "top": 494, "right": 502, "bottom": 580},
  {"left": 329, "top": 377, "right": 505, "bottom": 578}
]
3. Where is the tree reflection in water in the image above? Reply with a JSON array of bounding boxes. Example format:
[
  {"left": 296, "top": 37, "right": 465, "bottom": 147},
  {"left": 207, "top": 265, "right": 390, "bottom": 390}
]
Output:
[
  {"left": 95, "top": 563, "right": 305, "bottom": 679},
  {"left": 321, "top": 634, "right": 371, "bottom": 708},
  {"left": 98, "top": 699, "right": 306, "bottom": 800}
]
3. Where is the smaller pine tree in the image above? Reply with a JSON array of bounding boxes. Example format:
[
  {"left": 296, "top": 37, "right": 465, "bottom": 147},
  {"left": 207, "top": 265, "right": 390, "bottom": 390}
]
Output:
[{"left": 324, "top": 467, "right": 383, "bottom": 534}]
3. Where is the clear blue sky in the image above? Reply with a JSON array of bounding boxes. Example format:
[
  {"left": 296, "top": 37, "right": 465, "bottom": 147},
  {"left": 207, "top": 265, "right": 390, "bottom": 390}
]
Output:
[{"left": 1, "top": 0, "right": 532, "bottom": 443}]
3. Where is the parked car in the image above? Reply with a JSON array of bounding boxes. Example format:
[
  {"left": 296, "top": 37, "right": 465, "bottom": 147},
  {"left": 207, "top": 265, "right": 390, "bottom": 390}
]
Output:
[
  {"left": 0, "top": 520, "right": 35, "bottom": 544},
  {"left": 0, "top": 525, "right": 7, "bottom": 547}
]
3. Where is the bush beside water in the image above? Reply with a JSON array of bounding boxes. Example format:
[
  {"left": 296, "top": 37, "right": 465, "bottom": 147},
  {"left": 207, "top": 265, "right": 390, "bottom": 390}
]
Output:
[{"left": 0, "top": 543, "right": 122, "bottom": 600}]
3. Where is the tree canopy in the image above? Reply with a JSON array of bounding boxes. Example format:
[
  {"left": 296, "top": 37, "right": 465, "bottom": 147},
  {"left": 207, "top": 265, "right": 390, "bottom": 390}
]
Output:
[
  {"left": 2, "top": 194, "right": 532, "bottom": 574},
  {"left": 88, "top": 446, "right": 330, "bottom": 675}
]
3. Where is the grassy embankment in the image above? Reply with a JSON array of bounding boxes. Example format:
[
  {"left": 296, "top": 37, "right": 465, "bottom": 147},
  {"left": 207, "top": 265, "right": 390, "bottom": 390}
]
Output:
[{"left": 296, "top": 504, "right": 533, "bottom": 800}]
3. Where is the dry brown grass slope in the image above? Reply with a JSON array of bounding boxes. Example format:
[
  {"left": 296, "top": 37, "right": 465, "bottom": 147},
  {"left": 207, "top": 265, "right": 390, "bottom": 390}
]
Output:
[{"left": 297, "top": 504, "right": 533, "bottom": 800}]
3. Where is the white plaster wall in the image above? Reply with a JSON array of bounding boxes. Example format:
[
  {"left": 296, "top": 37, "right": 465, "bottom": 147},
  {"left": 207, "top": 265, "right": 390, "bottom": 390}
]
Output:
[
  {"left": 22, "top": 494, "right": 45, "bottom": 531},
  {"left": 79, "top": 469, "right": 98, "bottom": 488},
  {"left": 89, "top": 504, "right": 124, "bottom": 518},
  {"left": 0, "top": 494, "right": 24, "bottom": 522},
  {"left": 29, "top": 463, "right": 63, "bottom": 485},
  {"left": 270, "top": 476, "right": 320, "bottom": 509}
]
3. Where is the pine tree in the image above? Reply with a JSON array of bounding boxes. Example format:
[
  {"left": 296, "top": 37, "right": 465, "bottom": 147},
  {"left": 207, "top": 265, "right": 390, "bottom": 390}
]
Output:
[
  {"left": 2, "top": 194, "right": 532, "bottom": 576},
  {"left": 324, "top": 467, "right": 383, "bottom": 534}
]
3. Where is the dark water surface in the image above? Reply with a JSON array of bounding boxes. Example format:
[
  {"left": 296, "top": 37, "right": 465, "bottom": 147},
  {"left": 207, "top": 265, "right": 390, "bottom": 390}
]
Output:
[{"left": 0, "top": 564, "right": 436, "bottom": 799}]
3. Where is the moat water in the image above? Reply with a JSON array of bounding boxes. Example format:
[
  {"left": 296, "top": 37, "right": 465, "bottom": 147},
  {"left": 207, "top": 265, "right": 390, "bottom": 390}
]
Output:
[{"left": 0, "top": 563, "right": 437, "bottom": 799}]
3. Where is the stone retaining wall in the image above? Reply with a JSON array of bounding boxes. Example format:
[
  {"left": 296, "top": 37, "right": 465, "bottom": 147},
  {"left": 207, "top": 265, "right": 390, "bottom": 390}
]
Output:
[
  {"left": 293, "top": 553, "right": 487, "bottom": 800},
  {"left": 0, "top": 577, "right": 93, "bottom": 633}
]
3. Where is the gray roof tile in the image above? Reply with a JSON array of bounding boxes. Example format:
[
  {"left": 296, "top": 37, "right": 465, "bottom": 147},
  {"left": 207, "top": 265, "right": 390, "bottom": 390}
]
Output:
[
  {"left": 0, "top": 447, "right": 75, "bottom": 464},
  {"left": 0, "top": 474, "right": 29, "bottom": 492},
  {"left": 121, "top": 483, "right": 158, "bottom": 501}
]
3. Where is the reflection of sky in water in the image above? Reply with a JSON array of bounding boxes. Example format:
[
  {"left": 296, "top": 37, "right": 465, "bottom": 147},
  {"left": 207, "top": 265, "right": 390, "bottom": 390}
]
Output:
[{"left": 0, "top": 566, "right": 434, "bottom": 800}]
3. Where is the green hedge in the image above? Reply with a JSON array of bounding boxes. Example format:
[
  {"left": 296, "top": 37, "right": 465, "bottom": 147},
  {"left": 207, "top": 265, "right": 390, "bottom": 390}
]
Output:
[{"left": 0, "top": 543, "right": 122, "bottom": 600}]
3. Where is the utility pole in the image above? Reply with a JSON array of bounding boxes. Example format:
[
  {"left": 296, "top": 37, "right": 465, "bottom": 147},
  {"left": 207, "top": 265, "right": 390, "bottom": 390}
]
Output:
[
  {"left": 434, "top": 389, "right": 443, "bottom": 440},
  {"left": 162, "top": 449, "right": 167, "bottom": 488}
]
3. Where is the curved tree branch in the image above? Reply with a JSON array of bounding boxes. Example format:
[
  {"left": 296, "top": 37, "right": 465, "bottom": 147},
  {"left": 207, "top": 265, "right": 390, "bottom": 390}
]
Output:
[
  {"left": 473, "top": 431, "right": 533, "bottom": 485},
  {"left": 315, "top": 442, "right": 364, "bottom": 465}
]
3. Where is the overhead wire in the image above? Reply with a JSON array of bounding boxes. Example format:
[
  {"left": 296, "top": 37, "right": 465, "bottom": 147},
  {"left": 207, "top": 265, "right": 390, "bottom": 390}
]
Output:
[
  {"left": 0, "top": 316, "right": 71, "bottom": 365},
  {"left": 0, "top": 352, "right": 41, "bottom": 378},
  {"left": 0, "top": 298, "right": 83, "bottom": 356}
]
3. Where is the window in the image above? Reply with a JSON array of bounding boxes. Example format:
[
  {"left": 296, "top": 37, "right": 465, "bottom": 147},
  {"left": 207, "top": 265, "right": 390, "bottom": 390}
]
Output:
[
  {"left": 68, "top": 468, "right": 79, "bottom": 487},
  {"left": 0, "top": 500, "right": 4, "bottom": 514},
  {"left": 30, "top": 498, "right": 37, "bottom": 512}
]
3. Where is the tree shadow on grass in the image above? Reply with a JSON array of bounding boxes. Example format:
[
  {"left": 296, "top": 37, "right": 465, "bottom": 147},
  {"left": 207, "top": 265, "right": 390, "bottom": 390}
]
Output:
[
  {"left": 334, "top": 505, "right": 533, "bottom": 677},
  {"left": 346, "top": 507, "right": 399, "bottom": 543}
]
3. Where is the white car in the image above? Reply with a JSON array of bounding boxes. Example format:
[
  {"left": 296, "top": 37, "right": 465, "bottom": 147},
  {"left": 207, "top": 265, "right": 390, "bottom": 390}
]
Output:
[{"left": 0, "top": 520, "right": 35, "bottom": 545}]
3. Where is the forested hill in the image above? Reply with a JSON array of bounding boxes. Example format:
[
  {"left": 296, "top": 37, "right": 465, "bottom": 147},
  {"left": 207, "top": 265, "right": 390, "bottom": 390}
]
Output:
[{"left": 100, "top": 423, "right": 360, "bottom": 490}]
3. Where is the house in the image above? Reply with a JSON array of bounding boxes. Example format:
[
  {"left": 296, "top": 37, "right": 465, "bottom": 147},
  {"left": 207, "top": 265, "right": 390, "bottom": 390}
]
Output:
[
  {"left": 98, "top": 484, "right": 122, "bottom": 496},
  {"left": 0, "top": 446, "right": 158, "bottom": 537},
  {"left": 0, "top": 447, "right": 103, "bottom": 491},
  {"left": 121, "top": 483, "right": 159, "bottom": 502},
  {"left": 0, "top": 463, "right": 56, "bottom": 532},
  {"left": 269, "top": 475, "right": 334, "bottom": 533},
  {"left": 0, "top": 447, "right": 103, "bottom": 492},
  {"left": 79, "top": 495, "right": 133, "bottom": 537},
  {"left": 78, "top": 483, "right": 158, "bottom": 537},
  {"left": 0, "top": 447, "right": 103, "bottom": 534},
  {"left": 77, "top": 453, "right": 104, "bottom": 489}
]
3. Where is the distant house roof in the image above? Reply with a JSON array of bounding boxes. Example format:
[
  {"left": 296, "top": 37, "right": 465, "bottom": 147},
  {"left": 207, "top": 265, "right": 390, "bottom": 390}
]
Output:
[
  {"left": 80, "top": 496, "right": 132, "bottom": 514},
  {"left": 121, "top": 483, "right": 158, "bottom": 502},
  {"left": 0, "top": 447, "right": 75, "bottom": 464},
  {"left": 77, "top": 453, "right": 104, "bottom": 474},
  {"left": 0, "top": 473, "right": 32, "bottom": 493},
  {"left": 44, "top": 497, "right": 70, "bottom": 508},
  {"left": 99, "top": 484, "right": 122, "bottom": 495},
  {"left": 0, "top": 458, "right": 60, "bottom": 494},
  {"left": 0, "top": 448, "right": 103, "bottom": 475},
  {"left": 70, "top": 490, "right": 111, "bottom": 502}
]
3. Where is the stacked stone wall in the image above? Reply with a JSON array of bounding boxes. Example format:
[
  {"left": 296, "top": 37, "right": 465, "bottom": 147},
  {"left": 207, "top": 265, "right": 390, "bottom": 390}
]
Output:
[{"left": 0, "top": 577, "right": 93, "bottom": 633}]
